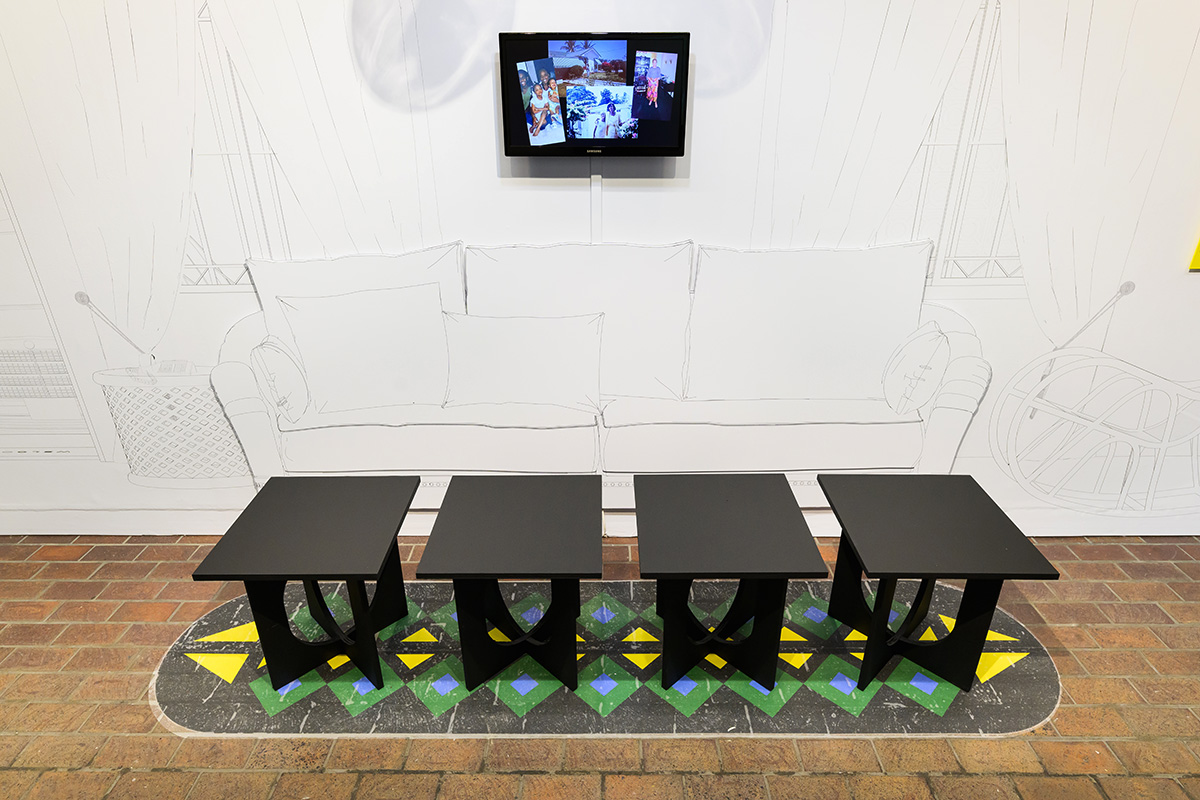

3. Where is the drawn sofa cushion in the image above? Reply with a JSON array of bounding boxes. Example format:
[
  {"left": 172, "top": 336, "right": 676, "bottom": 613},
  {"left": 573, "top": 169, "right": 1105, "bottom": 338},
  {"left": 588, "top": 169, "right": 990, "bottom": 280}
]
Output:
[
  {"left": 247, "top": 241, "right": 464, "bottom": 363},
  {"left": 685, "top": 242, "right": 933, "bottom": 401},
  {"left": 882, "top": 321, "right": 952, "bottom": 415},
  {"left": 443, "top": 312, "right": 604, "bottom": 413},
  {"left": 249, "top": 337, "right": 310, "bottom": 424},
  {"left": 464, "top": 241, "right": 692, "bottom": 400},
  {"left": 278, "top": 283, "right": 449, "bottom": 413}
]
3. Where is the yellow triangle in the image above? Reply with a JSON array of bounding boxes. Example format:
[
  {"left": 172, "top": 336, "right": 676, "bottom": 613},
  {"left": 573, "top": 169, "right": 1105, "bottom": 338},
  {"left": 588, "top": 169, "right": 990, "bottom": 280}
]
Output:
[
  {"left": 705, "top": 653, "right": 727, "bottom": 668},
  {"left": 327, "top": 655, "right": 350, "bottom": 669},
  {"left": 919, "top": 628, "right": 939, "bottom": 642},
  {"left": 196, "top": 621, "right": 258, "bottom": 643},
  {"left": 780, "top": 626, "right": 806, "bottom": 642},
  {"left": 397, "top": 653, "right": 434, "bottom": 669},
  {"left": 402, "top": 628, "right": 438, "bottom": 643},
  {"left": 623, "top": 627, "right": 660, "bottom": 643},
  {"left": 186, "top": 653, "right": 248, "bottom": 683},
  {"left": 939, "top": 615, "right": 1018, "bottom": 641},
  {"left": 489, "top": 628, "right": 511, "bottom": 642},
  {"left": 845, "top": 629, "right": 867, "bottom": 641},
  {"left": 850, "top": 652, "right": 864, "bottom": 660},
  {"left": 779, "top": 653, "right": 812, "bottom": 669},
  {"left": 976, "top": 652, "right": 1029, "bottom": 683},
  {"left": 258, "top": 657, "right": 266, "bottom": 669},
  {"left": 576, "top": 634, "right": 585, "bottom": 642},
  {"left": 577, "top": 653, "right": 584, "bottom": 660},
  {"left": 622, "top": 652, "right": 660, "bottom": 669}
]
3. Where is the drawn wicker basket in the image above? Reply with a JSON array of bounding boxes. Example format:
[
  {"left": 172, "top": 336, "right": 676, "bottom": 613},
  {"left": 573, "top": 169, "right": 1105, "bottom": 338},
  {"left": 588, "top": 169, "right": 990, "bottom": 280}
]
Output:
[{"left": 95, "top": 368, "right": 252, "bottom": 488}]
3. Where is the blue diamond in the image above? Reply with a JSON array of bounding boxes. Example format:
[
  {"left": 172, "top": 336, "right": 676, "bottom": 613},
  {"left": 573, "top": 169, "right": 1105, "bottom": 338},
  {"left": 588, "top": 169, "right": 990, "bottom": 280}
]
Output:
[
  {"left": 591, "top": 605, "right": 617, "bottom": 624},
  {"left": 277, "top": 679, "right": 302, "bottom": 697},
  {"left": 803, "top": 606, "right": 828, "bottom": 623},
  {"left": 431, "top": 673, "right": 459, "bottom": 696},
  {"left": 889, "top": 609, "right": 900, "bottom": 623},
  {"left": 521, "top": 606, "right": 544, "bottom": 625},
  {"left": 590, "top": 673, "right": 618, "bottom": 696},
  {"left": 910, "top": 672, "right": 938, "bottom": 695},
  {"left": 511, "top": 673, "right": 538, "bottom": 696},
  {"left": 352, "top": 676, "right": 376, "bottom": 696},
  {"left": 672, "top": 674, "right": 699, "bottom": 696},
  {"left": 748, "top": 679, "right": 771, "bottom": 696},
  {"left": 830, "top": 672, "right": 856, "bottom": 696}
]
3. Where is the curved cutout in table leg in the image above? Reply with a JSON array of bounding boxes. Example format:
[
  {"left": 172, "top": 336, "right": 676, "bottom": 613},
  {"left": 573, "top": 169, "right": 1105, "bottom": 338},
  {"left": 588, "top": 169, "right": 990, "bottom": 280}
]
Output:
[{"left": 658, "top": 577, "right": 788, "bottom": 691}]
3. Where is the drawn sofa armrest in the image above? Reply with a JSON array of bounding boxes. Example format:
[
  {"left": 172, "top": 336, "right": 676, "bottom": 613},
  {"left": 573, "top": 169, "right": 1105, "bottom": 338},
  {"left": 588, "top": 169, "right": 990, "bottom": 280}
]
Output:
[
  {"left": 916, "top": 351, "right": 992, "bottom": 473},
  {"left": 211, "top": 362, "right": 285, "bottom": 488}
]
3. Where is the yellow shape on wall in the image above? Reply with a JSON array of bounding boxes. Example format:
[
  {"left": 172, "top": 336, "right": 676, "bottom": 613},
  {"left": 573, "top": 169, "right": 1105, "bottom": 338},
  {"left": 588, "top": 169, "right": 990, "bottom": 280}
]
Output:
[{"left": 186, "top": 653, "right": 248, "bottom": 683}]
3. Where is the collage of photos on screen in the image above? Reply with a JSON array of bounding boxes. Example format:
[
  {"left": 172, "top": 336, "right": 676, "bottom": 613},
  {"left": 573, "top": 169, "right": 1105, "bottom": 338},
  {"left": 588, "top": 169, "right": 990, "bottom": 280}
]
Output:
[
  {"left": 633, "top": 50, "right": 678, "bottom": 121},
  {"left": 549, "top": 39, "right": 636, "bottom": 141},
  {"left": 516, "top": 57, "right": 565, "bottom": 146}
]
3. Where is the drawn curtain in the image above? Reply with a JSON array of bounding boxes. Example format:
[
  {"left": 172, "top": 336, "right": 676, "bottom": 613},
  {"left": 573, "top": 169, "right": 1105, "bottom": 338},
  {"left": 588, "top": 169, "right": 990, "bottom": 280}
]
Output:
[
  {"left": 763, "top": 0, "right": 979, "bottom": 248},
  {"left": 206, "top": 0, "right": 439, "bottom": 257},
  {"left": 1000, "top": 0, "right": 1200, "bottom": 347},
  {"left": 0, "top": 0, "right": 196, "bottom": 355}
]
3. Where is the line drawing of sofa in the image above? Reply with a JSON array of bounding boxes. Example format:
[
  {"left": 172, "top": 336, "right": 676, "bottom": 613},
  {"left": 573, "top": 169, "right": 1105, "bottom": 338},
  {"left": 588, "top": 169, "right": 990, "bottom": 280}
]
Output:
[{"left": 211, "top": 240, "right": 991, "bottom": 503}]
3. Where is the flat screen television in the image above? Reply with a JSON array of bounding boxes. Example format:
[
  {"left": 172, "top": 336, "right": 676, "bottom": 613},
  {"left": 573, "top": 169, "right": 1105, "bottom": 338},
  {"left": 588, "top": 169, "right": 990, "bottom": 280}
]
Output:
[{"left": 499, "top": 32, "right": 690, "bottom": 157}]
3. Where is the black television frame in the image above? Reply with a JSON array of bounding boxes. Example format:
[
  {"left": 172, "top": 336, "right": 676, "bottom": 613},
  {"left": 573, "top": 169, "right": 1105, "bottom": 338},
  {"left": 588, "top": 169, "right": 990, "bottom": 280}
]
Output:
[{"left": 499, "top": 31, "right": 690, "bottom": 158}]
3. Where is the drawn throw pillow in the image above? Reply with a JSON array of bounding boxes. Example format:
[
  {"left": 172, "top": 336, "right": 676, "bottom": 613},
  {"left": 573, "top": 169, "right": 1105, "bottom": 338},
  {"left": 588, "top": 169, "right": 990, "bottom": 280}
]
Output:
[
  {"left": 278, "top": 283, "right": 449, "bottom": 413},
  {"left": 443, "top": 313, "right": 603, "bottom": 412},
  {"left": 249, "top": 337, "right": 310, "bottom": 424},
  {"left": 882, "top": 321, "right": 951, "bottom": 414}
]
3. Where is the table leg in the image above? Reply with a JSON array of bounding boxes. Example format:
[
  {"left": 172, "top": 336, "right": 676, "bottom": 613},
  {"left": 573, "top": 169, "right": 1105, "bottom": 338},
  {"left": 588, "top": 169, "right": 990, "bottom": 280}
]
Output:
[
  {"left": 245, "top": 580, "right": 341, "bottom": 691},
  {"left": 902, "top": 578, "right": 1003, "bottom": 692},
  {"left": 454, "top": 578, "right": 582, "bottom": 691},
  {"left": 827, "top": 535, "right": 872, "bottom": 631},
  {"left": 857, "top": 578, "right": 897, "bottom": 690},
  {"left": 657, "top": 578, "right": 789, "bottom": 690}
]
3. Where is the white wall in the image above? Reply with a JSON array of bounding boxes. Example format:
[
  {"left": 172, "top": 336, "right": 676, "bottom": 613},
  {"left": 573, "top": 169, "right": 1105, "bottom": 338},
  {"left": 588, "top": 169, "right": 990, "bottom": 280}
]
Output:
[{"left": 1, "top": 0, "right": 1200, "bottom": 536}]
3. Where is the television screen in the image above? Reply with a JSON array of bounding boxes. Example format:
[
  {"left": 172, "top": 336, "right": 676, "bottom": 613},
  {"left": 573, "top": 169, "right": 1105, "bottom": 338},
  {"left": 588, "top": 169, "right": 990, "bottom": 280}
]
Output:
[{"left": 499, "top": 32, "right": 690, "bottom": 157}]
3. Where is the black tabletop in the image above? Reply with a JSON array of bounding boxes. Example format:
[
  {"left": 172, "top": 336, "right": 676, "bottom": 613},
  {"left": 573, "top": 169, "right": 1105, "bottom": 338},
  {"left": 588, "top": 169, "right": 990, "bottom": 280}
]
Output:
[
  {"left": 416, "top": 475, "right": 603, "bottom": 580},
  {"left": 817, "top": 474, "right": 1059, "bottom": 580},
  {"left": 634, "top": 474, "right": 827, "bottom": 580},
  {"left": 193, "top": 475, "right": 420, "bottom": 582}
]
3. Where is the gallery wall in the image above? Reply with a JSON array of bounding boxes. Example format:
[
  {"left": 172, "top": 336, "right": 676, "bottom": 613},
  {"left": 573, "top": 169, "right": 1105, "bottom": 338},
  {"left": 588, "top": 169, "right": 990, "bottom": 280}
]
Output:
[{"left": 1, "top": 0, "right": 1199, "bottom": 536}]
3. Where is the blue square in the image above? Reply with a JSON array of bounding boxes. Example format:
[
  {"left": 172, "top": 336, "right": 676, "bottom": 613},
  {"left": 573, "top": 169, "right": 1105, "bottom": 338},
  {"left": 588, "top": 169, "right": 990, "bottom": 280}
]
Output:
[
  {"left": 803, "top": 606, "right": 828, "bottom": 623},
  {"left": 748, "top": 679, "right": 772, "bottom": 696},
  {"left": 431, "top": 673, "right": 459, "bottom": 697},
  {"left": 521, "top": 607, "right": 544, "bottom": 625},
  {"left": 673, "top": 675, "right": 698, "bottom": 696},
  {"left": 830, "top": 672, "right": 856, "bottom": 696},
  {"left": 889, "top": 609, "right": 900, "bottom": 623},
  {"left": 277, "top": 679, "right": 302, "bottom": 697},
  {"left": 591, "top": 605, "right": 617, "bottom": 624},
  {"left": 590, "top": 673, "right": 618, "bottom": 696},
  {"left": 511, "top": 673, "right": 538, "bottom": 697},
  {"left": 910, "top": 672, "right": 938, "bottom": 695},
  {"left": 352, "top": 676, "right": 376, "bottom": 696}
]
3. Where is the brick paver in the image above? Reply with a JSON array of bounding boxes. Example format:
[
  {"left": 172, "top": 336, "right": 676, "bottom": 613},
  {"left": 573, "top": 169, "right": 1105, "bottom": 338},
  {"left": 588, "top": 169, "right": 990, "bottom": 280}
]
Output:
[{"left": 0, "top": 533, "right": 1196, "bottom": 798}]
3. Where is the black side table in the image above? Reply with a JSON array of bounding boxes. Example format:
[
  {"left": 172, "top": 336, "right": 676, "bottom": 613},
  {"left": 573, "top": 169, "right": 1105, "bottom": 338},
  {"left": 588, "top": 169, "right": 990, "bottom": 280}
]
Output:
[
  {"left": 416, "top": 475, "right": 602, "bottom": 691},
  {"left": 818, "top": 473, "right": 1059, "bottom": 692},
  {"left": 634, "top": 474, "right": 828, "bottom": 690},
  {"left": 192, "top": 475, "right": 419, "bottom": 691}
]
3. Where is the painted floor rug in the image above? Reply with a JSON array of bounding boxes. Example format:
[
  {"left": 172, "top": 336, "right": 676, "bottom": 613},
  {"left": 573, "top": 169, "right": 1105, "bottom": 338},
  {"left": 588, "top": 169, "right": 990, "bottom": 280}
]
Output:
[{"left": 153, "top": 580, "right": 1058, "bottom": 736}]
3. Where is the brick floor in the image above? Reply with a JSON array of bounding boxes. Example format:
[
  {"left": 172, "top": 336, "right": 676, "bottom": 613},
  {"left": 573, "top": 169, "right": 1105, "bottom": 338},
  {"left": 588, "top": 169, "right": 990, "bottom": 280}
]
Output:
[{"left": 0, "top": 534, "right": 1198, "bottom": 798}]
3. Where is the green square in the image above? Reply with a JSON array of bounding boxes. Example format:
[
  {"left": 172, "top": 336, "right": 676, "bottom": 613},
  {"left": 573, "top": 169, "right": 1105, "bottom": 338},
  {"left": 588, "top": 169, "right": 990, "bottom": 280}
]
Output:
[
  {"left": 326, "top": 658, "right": 403, "bottom": 717},
  {"left": 429, "top": 600, "right": 459, "bottom": 640},
  {"left": 644, "top": 666, "right": 722, "bottom": 717},
  {"left": 488, "top": 655, "right": 563, "bottom": 717},
  {"left": 249, "top": 668, "right": 325, "bottom": 717},
  {"left": 290, "top": 592, "right": 353, "bottom": 642},
  {"left": 408, "top": 656, "right": 473, "bottom": 717},
  {"left": 725, "top": 668, "right": 802, "bottom": 717},
  {"left": 575, "top": 655, "right": 639, "bottom": 717},
  {"left": 579, "top": 592, "right": 638, "bottom": 639},
  {"left": 376, "top": 599, "right": 426, "bottom": 642},
  {"left": 786, "top": 592, "right": 841, "bottom": 639},
  {"left": 885, "top": 658, "right": 960, "bottom": 717},
  {"left": 805, "top": 655, "right": 884, "bottom": 717}
]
